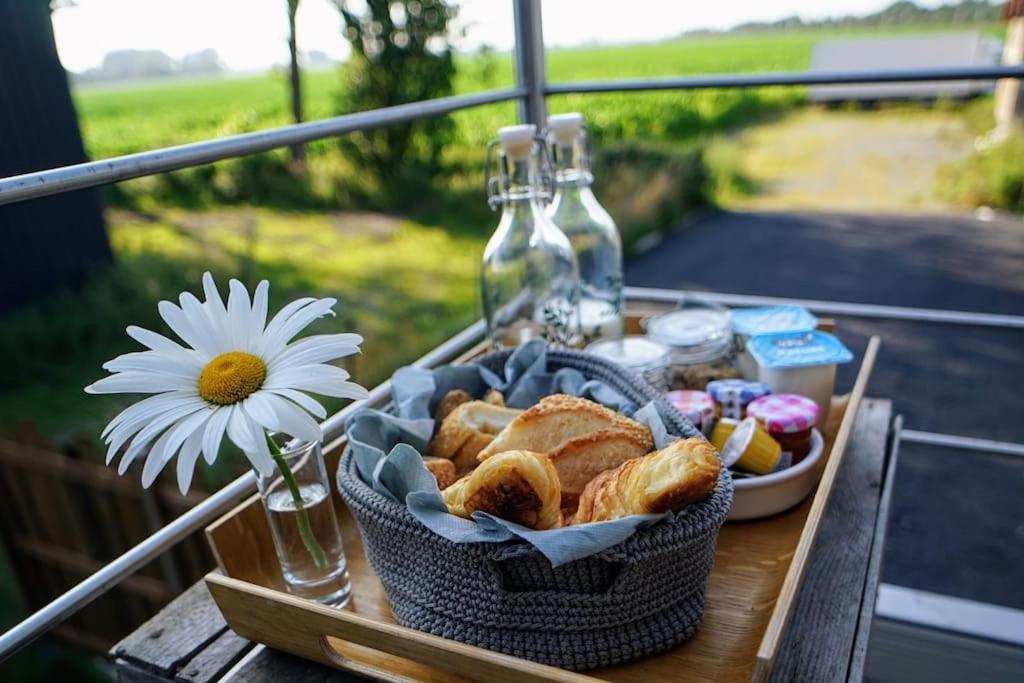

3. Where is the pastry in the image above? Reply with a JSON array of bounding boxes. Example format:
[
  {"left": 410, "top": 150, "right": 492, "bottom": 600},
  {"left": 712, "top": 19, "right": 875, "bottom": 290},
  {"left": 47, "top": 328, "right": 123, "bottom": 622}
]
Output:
[
  {"left": 423, "top": 456, "right": 456, "bottom": 490},
  {"left": 477, "top": 394, "right": 651, "bottom": 462},
  {"left": 442, "top": 450, "right": 562, "bottom": 530},
  {"left": 483, "top": 388, "right": 505, "bottom": 406},
  {"left": 434, "top": 389, "right": 473, "bottom": 423},
  {"left": 546, "top": 427, "right": 654, "bottom": 509},
  {"left": 572, "top": 437, "right": 719, "bottom": 524},
  {"left": 428, "top": 401, "right": 523, "bottom": 473}
]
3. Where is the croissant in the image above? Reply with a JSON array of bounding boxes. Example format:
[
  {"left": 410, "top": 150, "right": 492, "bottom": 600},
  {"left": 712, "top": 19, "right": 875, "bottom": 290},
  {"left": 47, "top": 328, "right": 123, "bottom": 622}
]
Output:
[
  {"left": 477, "top": 394, "right": 651, "bottom": 462},
  {"left": 428, "top": 401, "right": 523, "bottom": 474},
  {"left": 442, "top": 450, "right": 562, "bottom": 530},
  {"left": 423, "top": 456, "right": 456, "bottom": 490},
  {"left": 572, "top": 438, "right": 720, "bottom": 524},
  {"left": 546, "top": 427, "right": 654, "bottom": 509}
]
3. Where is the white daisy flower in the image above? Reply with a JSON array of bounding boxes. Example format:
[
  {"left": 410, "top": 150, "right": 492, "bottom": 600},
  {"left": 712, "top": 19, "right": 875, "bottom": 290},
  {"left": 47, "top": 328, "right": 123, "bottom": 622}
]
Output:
[{"left": 85, "top": 272, "right": 369, "bottom": 494}]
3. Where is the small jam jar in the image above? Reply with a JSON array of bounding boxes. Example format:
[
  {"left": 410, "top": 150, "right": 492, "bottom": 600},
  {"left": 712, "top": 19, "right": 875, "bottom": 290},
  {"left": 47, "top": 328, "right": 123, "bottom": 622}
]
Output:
[
  {"left": 645, "top": 304, "right": 740, "bottom": 390},
  {"left": 746, "top": 394, "right": 819, "bottom": 465},
  {"left": 664, "top": 390, "right": 716, "bottom": 434},
  {"left": 706, "top": 379, "right": 771, "bottom": 420}
]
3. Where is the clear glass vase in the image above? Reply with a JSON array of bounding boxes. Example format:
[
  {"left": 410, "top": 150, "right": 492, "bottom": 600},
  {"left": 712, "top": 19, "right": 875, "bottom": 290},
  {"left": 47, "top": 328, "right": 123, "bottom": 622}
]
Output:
[
  {"left": 545, "top": 113, "right": 624, "bottom": 344},
  {"left": 482, "top": 124, "right": 581, "bottom": 348},
  {"left": 256, "top": 439, "right": 351, "bottom": 606}
]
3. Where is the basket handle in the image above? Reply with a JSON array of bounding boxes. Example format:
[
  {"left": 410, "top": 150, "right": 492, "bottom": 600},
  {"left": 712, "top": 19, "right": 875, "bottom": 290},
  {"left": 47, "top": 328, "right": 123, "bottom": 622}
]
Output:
[
  {"left": 206, "top": 574, "right": 592, "bottom": 682},
  {"left": 488, "top": 546, "right": 629, "bottom": 595}
]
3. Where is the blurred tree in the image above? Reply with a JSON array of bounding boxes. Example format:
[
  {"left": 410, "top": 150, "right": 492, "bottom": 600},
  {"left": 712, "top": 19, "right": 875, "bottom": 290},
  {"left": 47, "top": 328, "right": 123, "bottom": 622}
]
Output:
[
  {"left": 331, "top": 0, "right": 457, "bottom": 204},
  {"left": 0, "top": 0, "right": 110, "bottom": 312},
  {"left": 286, "top": 0, "right": 306, "bottom": 166}
]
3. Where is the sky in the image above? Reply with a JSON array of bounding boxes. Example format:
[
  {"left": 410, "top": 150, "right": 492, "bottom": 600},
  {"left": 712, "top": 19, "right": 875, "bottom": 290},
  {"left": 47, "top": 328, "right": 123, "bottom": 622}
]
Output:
[{"left": 52, "top": 0, "right": 955, "bottom": 73}]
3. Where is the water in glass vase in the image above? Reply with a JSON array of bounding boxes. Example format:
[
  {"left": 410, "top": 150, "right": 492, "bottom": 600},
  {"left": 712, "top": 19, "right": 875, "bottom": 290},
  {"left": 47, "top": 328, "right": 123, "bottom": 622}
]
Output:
[
  {"left": 264, "top": 482, "right": 350, "bottom": 604},
  {"left": 256, "top": 437, "right": 353, "bottom": 608}
]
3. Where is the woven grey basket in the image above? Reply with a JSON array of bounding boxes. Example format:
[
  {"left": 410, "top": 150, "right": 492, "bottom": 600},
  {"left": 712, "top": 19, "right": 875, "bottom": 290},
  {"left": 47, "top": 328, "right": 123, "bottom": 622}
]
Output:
[{"left": 337, "top": 347, "right": 733, "bottom": 671}]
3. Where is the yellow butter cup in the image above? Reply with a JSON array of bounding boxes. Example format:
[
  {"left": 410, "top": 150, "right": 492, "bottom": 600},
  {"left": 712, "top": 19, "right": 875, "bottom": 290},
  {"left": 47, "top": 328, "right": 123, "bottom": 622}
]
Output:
[{"left": 718, "top": 417, "right": 782, "bottom": 475}]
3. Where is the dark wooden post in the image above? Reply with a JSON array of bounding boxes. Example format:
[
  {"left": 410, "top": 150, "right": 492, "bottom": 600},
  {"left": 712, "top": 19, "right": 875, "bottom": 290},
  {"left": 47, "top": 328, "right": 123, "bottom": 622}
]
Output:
[{"left": 0, "top": 0, "right": 111, "bottom": 312}]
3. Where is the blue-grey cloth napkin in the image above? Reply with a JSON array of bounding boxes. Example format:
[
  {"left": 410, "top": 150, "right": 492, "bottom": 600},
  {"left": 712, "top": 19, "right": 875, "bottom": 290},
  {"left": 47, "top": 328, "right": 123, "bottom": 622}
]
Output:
[{"left": 344, "top": 340, "right": 678, "bottom": 566}]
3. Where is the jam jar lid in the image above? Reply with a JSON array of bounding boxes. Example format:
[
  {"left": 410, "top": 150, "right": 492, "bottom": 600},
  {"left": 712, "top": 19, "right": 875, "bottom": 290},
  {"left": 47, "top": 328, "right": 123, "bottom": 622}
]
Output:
[
  {"left": 645, "top": 307, "right": 732, "bottom": 362},
  {"left": 586, "top": 336, "right": 670, "bottom": 371},
  {"left": 747, "top": 394, "right": 819, "bottom": 434}
]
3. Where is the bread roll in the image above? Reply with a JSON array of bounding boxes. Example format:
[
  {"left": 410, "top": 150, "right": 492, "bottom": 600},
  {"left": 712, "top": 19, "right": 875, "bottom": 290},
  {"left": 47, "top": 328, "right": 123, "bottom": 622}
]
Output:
[
  {"left": 546, "top": 427, "right": 654, "bottom": 509},
  {"left": 572, "top": 438, "right": 719, "bottom": 524},
  {"left": 442, "top": 450, "right": 562, "bottom": 530},
  {"left": 428, "top": 401, "right": 523, "bottom": 473},
  {"left": 434, "top": 389, "right": 473, "bottom": 423},
  {"left": 477, "top": 394, "right": 651, "bottom": 462}
]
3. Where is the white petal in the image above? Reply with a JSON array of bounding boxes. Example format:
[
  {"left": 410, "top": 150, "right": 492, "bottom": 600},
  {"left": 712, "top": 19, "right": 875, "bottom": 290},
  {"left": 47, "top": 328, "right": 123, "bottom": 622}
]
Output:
[
  {"left": 101, "top": 390, "right": 197, "bottom": 439},
  {"left": 226, "top": 405, "right": 256, "bottom": 454},
  {"left": 258, "top": 297, "right": 317, "bottom": 356},
  {"left": 250, "top": 280, "right": 270, "bottom": 347},
  {"left": 102, "top": 351, "right": 198, "bottom": 379},
  {"left": 266, "top": 388, "right": 327, "bottom": 420},
  {"left": 86, "top": 371, "right": 196, "bottom": 395},
  {"left": 202, "top": 273, "right": 231, "bottom": 349},
  {"left": 264, "top": 364, "right": 368, "bottom": 400},
  {"left": 267, "top": 333, "right": 362, "bottom": 369},
  {"left": 140, "top": 424, "right": 179, "bottom": 487},
  {"left": 119, "top": 401, "right": 208, "bottom": 474},
  {"left": 202, "top": 407, "right": 231, "bottom": 465},
  {"left": 244, "top": 392, "right": 322, "bottom": 443},
  {"left": 227, "top": 279, "right": 253, "bottom": 351},
  {"left": 257, "top": 299, "right": 336, "bottom": 356},
  {"left": 103, "top": 393, "right": 204, "bottom": 463},
  {"left": 176, "top": 429, "right": 205, "bottom": 495},
  {"left": 238, "top": 410, "right": 274, "bottom": 476},
  {"left": 158, "top": 300, "right": 212, "bottom": 357},
  {"left": 125, "top": 326, "right": 205, "bottom": 369},
  {"left": 179, "top": 292, "right": 222, "bottom": 357},
  {"left": 142, "top": 410, "right": 211, "bottom": 488}
]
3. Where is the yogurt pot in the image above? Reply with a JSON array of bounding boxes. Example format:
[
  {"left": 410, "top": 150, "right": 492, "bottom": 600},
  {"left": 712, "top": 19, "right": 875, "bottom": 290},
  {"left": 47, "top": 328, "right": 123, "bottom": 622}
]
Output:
[
  {"left": 747, "top": 331, "right": 852, "bottom": 426},
  {"left": 730, "top": 305, "right": 818, "bottom": 379}
]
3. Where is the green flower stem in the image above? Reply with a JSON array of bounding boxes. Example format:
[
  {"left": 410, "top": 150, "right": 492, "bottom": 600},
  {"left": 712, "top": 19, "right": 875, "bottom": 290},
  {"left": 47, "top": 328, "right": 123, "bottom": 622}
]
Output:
[{"left": 265, "top": 432, "right": 328, "bottom": 571}]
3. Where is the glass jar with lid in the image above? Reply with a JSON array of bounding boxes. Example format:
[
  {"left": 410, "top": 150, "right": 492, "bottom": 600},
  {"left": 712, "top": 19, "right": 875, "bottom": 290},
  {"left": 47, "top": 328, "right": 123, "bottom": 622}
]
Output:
[
  {"left": 644, "top": 301, "right": 741, "bottom": 390},
  {"left": 585, "top": 335, "right": 670, "bottom": 386}
]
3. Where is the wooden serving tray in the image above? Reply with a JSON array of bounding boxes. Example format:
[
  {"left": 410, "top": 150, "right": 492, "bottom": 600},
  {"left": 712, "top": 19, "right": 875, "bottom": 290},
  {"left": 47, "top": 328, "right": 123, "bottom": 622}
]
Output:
[{"left": 204, "top": 308, "right": 880, "bottom": 682}]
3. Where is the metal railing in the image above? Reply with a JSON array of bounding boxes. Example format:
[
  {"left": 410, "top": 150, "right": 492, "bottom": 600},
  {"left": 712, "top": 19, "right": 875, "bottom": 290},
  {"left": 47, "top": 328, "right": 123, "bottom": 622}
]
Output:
[{"left": 2, "top": 0, "right": 1023, "bottom": 662}]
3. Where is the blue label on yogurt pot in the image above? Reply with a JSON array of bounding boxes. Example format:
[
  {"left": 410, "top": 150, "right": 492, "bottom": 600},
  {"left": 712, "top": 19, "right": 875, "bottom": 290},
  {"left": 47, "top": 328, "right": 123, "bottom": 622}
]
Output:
[
  {"left": 730, "top": 305, "right": 818, "bottom": 336},
  {"left": 748, "top": 330, "right": 853, "bottom": 369}
]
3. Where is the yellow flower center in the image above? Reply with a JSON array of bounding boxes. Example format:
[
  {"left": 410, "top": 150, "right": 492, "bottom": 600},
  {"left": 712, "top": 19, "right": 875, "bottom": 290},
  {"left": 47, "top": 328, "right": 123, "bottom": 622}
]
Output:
[{"left": 198, "top": 352, "right": 267, "bottom": 405}]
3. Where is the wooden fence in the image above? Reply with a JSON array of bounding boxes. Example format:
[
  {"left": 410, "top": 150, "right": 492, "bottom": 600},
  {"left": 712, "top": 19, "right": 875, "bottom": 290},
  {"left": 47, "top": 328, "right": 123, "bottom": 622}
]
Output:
[{"left": 0, "top": 437, "right": 215, "bottom": 652}]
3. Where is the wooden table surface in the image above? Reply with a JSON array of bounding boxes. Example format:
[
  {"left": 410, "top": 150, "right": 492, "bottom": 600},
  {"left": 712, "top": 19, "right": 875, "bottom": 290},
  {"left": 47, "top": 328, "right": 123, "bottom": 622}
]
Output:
[{"left": 111, "top": 398, "right": 893, "bottom": 683}]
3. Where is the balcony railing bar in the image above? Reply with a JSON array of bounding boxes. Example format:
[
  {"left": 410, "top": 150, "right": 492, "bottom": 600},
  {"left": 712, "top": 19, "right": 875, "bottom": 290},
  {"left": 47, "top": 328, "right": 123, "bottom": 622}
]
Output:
[
  {"left": 545, "top": 64, "right": 1024, "bottom": 95},
  {"left": 623, "top": 287, "right": 1024, "bottom": 330},
  {"left": 0, "top": 88, "right": 525, "bottom": 207}
]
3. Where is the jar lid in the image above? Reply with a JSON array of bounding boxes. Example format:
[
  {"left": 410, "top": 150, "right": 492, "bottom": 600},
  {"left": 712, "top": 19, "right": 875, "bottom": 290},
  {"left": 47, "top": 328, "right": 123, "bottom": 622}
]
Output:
[
  {"left": 664, "top": 390, "right": 715, "bottom": 424},
  {"left": 646, "top": 308, "right": 732, "bottom": 361},
  {"left": 706, "top": 379, "right": 771, "bottom": 405},
  {"left": 747, "top": 394, "right": 819, "bottom": 433},
  {"left": 730, "top": 305, "right": 817, "bottom": 337},
  {"left": 586, "top": 336, "right": 669, "bottom": 371}
]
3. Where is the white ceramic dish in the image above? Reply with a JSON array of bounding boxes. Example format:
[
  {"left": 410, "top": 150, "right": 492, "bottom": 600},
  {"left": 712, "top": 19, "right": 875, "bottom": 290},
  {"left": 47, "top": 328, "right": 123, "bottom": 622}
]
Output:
[{"left": 727, "top": 429, "right": 825, "bottom": 521}]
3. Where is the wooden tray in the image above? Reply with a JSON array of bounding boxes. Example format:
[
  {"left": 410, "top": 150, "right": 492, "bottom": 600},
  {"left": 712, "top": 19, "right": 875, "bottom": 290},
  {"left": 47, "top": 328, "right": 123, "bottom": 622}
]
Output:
[{"left": 204, "top": 307, "right": 880, "bottom": 682}]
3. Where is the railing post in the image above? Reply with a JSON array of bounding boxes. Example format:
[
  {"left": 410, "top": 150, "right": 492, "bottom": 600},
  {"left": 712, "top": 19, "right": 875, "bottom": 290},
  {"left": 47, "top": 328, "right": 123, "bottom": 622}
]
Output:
[{"left": 512, "top": 0, "right": 546, "bottom": 126}]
